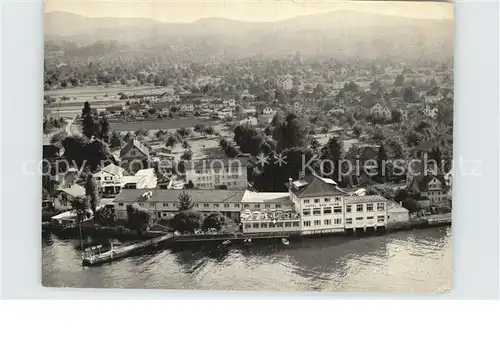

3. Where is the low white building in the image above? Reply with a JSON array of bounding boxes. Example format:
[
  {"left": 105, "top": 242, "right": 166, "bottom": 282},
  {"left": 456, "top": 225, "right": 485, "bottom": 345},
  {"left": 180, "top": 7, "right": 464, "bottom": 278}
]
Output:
[
  {"left": 387, "top": 201, "right": 410, "bottom": 224},
  {"left": 113, "top": 189, "right": 246, "bottom": 221}
]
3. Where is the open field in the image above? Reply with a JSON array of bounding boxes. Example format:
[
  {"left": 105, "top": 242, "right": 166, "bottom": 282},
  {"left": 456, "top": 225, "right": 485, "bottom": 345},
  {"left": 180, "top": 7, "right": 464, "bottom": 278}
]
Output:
[
  {"left": 45, "top": 84, "right": 173, "bottom": 98},
  {"left": 110, "top": 118, "right": 219, "bottom": 132}
]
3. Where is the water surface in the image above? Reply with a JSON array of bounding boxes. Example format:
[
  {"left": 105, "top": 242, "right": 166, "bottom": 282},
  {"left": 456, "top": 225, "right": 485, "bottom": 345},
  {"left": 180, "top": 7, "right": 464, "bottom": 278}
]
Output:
[{"left": 42, "top": 227, "right": 451, "bottom": 293}]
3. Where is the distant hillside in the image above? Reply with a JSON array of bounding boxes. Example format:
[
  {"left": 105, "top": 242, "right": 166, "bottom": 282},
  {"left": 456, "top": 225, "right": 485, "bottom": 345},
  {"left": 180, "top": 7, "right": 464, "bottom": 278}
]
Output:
[{"left": 45, "top": 10, "right": 454, "bottom": 59}]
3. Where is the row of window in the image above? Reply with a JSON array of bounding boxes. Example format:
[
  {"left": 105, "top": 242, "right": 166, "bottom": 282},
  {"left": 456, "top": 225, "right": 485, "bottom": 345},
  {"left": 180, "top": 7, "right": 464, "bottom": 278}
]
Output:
[
  {"left": 94, "top": 176, "right": 114, "bottom": 181},
  {"left": 303, "top": 197, "right": 342, "bottom": 205},
  {"left": 303, "top": 218, "right": 343, "bottom": 227},
  {"left": 345, "top": 203, "right": 385, "bottom": 212},
  {"left": 194, "top": 168, "right": 242, "bottom": 174},
  {"left": 197, "top": 181, "right": 242, "bottom": 187},
  {"left": 244, "top": 203, "right": 283, "bottom": 209},
  {"left": 244, "top": 221, "right": 300, "bottom": 229},
  {"left": 302, "top": 206, "right": 342, "bottom": 216},
  {"left": 195, "top": 174, "right": 241, "bottom": 181},
  {"left": 345, "top": 215, "right": 386, "bottom": 224}
]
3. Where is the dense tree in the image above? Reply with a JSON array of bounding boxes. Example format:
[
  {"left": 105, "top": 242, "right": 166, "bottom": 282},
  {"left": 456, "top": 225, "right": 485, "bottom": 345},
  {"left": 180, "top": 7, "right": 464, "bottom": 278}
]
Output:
[
  {"left": 99, "top": 117, "right": 110, "bottom": 142},
  {"left": 177, "top": 191, "right": 194, "bottom": 211},
  {"left": 171, "top": 211, "right": 203, "bottom": 233},
  {"left": 273, "top": 113, "right": 308, "bottom": 151},
  {"left": 165, "top": 134, "right": 180, "bottom": 148},
  {"left": 177, "top": 127, "right": 192, "bottom": 138},
  {"left": 403, "top": 87, "right": 419, "bottom": 103},
  {"left": 123, "top": 132, "right": 134, "bottom": 143},
  {"left": 394, "top": 189, "right": 409, "bottom": 203},
  {"left": 377, "top": 144, "right": 389, "bottom": 182},
  {"left": 402, "top": 198, "right": 419, "bottom": 213},
  {"left": 126, "top": 204, "right": 152, "bottom": 235},
  {"left": 391, "top": 110, "right": 403, "bottom": 124},
  {"left": 109, "top": 131, "right": 123, "bottom": 149},
  {"left": 82, "top": 101, "right": 91, "bottom": 118},
  {"left": 84, "top": 173, "right": 99, "bottom": 216},
  {"left": 394, "top": 74, "right": 405, "bottom": 87},
  {"left": 82, "top": 114, "right": 98, "bottom": 139},
  {"left": 352, "top": 125, "right": 363, "bottom": 137},
  {"left": 320, "top": 137, "right": 344, "bottom": 180},
  {"left": 202, "top": 212, "right": 226, "bottom": 231},
  {"left": 254, "top": 147, "right": 318, "bottom": 191}
]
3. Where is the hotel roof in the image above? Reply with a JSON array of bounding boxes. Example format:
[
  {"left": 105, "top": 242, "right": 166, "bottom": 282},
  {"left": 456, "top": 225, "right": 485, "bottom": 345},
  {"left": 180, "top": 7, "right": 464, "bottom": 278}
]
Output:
[
  {"left": 112, "top": 189, "right": 246, "bottom": 204},
  {"left": 290, "top": 174, "right": 347, "bottom": 198},
  {"left": 344, "top": 195, "right": 387, "bottom": 204},
  {"left": 241, "top": 191, "right": 292, "bottom": 204}
]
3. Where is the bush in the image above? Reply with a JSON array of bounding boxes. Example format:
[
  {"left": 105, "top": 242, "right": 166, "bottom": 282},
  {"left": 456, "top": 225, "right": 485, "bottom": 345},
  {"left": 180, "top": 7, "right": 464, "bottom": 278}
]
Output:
[
  {"left": 203, "top": 212, "right": 227, "bottom": 231},
  {"left": 171, "top": 211, "right": 204, "bottom": 233},
  {"left": 126, "top": 203, "right": 152, "bottom": 234},
  {"left": 402, "top": 198, "right": 419, "bottom": 213}
]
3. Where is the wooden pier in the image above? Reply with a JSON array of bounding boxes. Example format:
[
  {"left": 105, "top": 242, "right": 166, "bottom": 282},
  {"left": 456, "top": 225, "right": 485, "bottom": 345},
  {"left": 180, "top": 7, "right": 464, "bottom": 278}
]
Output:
[{"left": 82, "top": 233, "right": 173, "bottom": 266}]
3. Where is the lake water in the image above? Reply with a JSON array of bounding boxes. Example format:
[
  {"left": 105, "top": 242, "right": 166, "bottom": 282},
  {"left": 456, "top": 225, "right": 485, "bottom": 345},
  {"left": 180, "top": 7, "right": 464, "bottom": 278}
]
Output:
[{"left": 42, "top": 227, "right": 451, "bottom": 293}]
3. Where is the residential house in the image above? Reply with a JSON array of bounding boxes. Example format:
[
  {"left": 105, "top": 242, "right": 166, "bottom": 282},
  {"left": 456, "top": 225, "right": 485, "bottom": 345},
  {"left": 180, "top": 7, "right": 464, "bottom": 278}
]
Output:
[
  {"left": 275, "top": 75, "right": 293, "bottom": 90},
  {"left": 409, "top": 175, "right": 448, "bottom": 205},
  {"left": 52, "top": 184, "right": 86, "bottom": 211},
  {"left": 113, "top": 189, "right": 246, "bottom": 221},
  {"left": 262, "top": 106, "right": 275, "bottom": 115},
  {"left": 122, "top": 168, "right": 157, "bottom": 190},
  {"left": 92, "top": 163, "right": 126, "bottom": 198},
  {"left": 370, "top": 102, "right": 391, "bottom": 120},
  {"left": 119, "top": 138, "right": 150, "bottom": 173},
  {"left": 185, "top": 158, "right": 248, "bottom": 190}
]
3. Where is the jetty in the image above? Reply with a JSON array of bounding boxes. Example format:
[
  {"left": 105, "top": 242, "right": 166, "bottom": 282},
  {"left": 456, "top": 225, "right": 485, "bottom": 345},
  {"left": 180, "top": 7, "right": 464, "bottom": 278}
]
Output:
[{"left": 82, "top": 233, "right": 173, "bottom": 266}]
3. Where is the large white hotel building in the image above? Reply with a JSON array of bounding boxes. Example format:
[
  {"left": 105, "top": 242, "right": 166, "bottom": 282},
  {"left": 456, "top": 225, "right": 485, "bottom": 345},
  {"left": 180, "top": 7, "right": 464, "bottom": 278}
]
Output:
[
  {"left": 240, "top": 174, "right": 388, "bottom": 235},
  {"left": 113, "top": 173, "right": 390, "bottom": 236}
]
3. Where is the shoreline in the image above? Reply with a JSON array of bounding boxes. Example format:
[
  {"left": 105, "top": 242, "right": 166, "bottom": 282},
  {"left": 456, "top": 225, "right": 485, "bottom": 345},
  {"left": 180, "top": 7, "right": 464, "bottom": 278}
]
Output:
[{"left": 44, "top": 214, "right": 452, "bottom": 243}]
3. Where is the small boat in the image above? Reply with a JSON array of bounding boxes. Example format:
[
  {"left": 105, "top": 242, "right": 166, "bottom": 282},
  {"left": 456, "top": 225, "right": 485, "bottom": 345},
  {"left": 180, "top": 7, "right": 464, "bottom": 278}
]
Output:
[
  {"left": 222, "top": 240, "right": 231, "bottom": 245},
  {"left": 244, "top": 238, "right": 252, "bottom": 245},
  {"left": 281, "top": 238, "right": 290, "bottom": 246}
]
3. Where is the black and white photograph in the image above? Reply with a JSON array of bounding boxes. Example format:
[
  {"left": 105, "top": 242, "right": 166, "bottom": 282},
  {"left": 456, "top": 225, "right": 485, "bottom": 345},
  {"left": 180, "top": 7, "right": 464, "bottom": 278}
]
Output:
[{"left": 41, "top": 0, "right": 454, "bottom": 292}]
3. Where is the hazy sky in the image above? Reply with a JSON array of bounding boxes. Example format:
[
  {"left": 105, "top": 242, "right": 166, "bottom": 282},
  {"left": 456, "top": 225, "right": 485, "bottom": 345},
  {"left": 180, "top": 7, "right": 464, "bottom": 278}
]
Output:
[{"left": 45, "top": 0, "right": 454, "bottom": 22}]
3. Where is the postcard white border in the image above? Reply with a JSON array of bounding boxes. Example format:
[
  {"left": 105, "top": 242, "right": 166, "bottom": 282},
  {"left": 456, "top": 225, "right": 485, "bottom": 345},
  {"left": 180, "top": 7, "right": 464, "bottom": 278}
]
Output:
[{"left": 1, "top": 0, "right": 498, "bottom": 299}]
